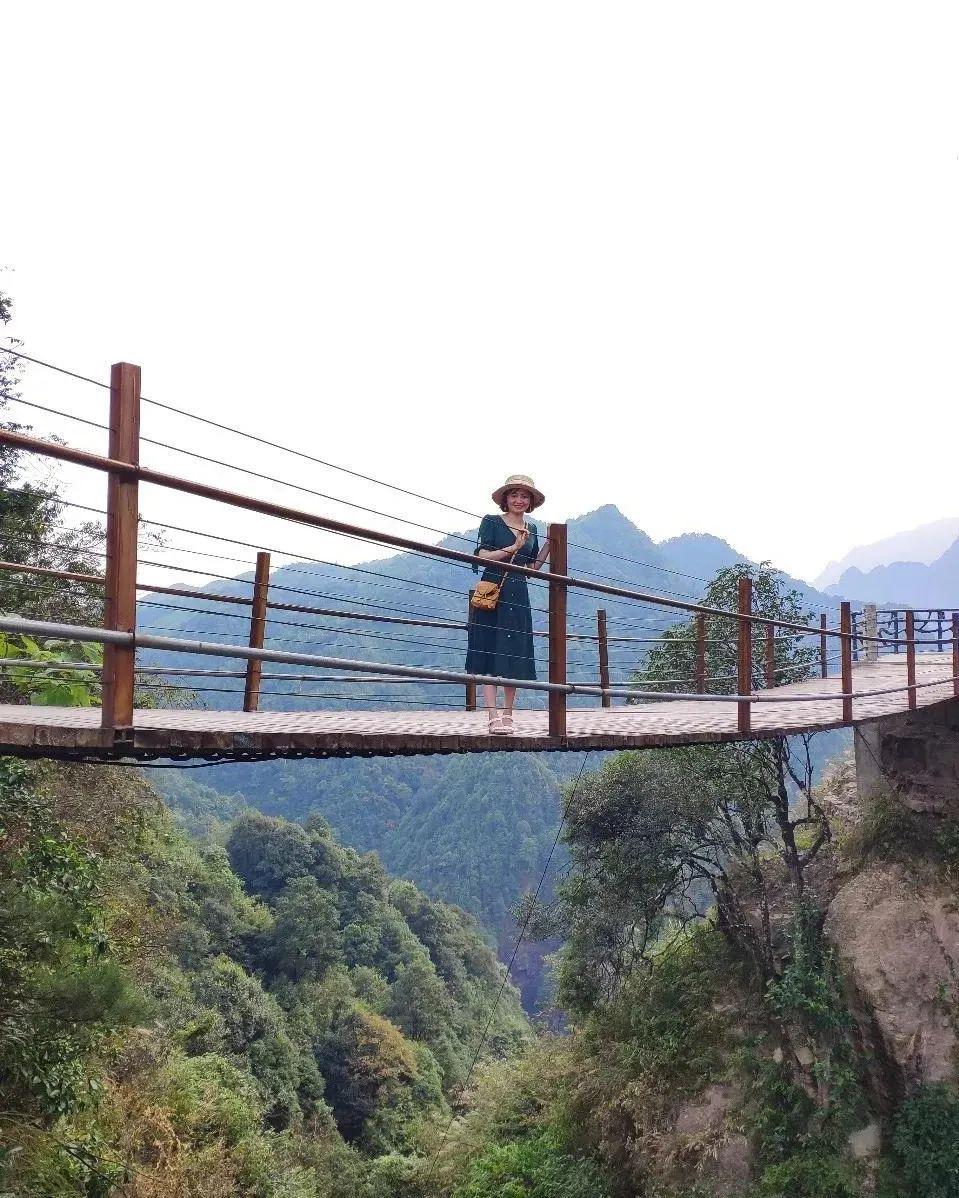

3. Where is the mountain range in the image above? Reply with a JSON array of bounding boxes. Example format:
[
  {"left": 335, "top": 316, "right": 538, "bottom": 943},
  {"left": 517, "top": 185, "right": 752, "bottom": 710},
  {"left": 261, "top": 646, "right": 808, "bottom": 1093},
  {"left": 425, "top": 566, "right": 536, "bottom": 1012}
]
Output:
[
  {"left": 815, "top": 516, "right": 959, "bottom": 591},
  {"left": 819, "top": 519, "right": 959, "bottom": 608}
]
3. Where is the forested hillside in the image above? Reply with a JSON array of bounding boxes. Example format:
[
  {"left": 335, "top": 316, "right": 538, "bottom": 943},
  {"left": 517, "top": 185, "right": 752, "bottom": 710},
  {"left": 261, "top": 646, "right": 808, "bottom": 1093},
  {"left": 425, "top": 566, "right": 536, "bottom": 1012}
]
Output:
[
  {"left": 150, "top": 753, "right": 585, "bottom": 1013},
  {"left": 0, "top": 758, "right": 527, "bottom": 1195}
]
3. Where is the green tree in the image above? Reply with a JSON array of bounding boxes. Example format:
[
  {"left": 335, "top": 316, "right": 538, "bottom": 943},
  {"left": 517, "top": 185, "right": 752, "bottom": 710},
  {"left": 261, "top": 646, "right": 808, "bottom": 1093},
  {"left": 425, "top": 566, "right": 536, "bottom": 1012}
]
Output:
[
  {"left": 639, "top": 560, "right": 816, "bottom": 697},
  {"left": 549, "top": 565, "right": 832, "bottom": 1012},
  {"left": 319, "top": 1008, "right": 419, "bottom": 1145},
  {"left": 226, "top": 813, "right": 318, "bottom": 899},
  {"left": 0, "top": 286, "right": 105, "bottom": 630},
  {"left": 260, "top": 876, "right": 342, "bottom": 982},
  {"left": 0, "top": 759, "right": 148, "bottom": 1124},
  {"left": 387, "top": 955, "right": 455, "bottom": 1044}
]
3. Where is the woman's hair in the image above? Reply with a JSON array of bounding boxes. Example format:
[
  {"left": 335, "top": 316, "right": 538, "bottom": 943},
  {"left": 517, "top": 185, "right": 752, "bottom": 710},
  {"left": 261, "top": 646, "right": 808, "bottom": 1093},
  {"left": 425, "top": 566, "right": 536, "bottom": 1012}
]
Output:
[{"left": 499, "top": 488, "right": 534, "bottom": 513}]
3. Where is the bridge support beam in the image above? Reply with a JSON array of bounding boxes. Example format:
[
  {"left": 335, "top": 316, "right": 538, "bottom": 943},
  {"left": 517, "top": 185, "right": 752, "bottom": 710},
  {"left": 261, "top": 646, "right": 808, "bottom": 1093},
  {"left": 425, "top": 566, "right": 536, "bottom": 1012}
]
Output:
[{"left": 855, "top": 700, "right": 959, "bottom": 816}]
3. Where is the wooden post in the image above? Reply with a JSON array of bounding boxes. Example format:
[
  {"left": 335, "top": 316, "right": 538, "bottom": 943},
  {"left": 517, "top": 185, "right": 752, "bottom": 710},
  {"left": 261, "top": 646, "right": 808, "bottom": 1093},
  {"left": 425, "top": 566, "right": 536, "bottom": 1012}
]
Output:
[
  {"left": 243, "top": 552, "right": 271, "bottom": 712},
  {"left": 737, "top": 576, "right": 752, "bottom": 735},
  {"left": 597, "top": 608, "right": 611, "bottom": 709},
  {"left": 548, "top": 523, "right": 568, "bottom": 739},
  {"left": 938, "top": 610, "right": 945, "bottom": 654},
  {"left": 905, "top": 608, "right": 917, "bottom": 711},
  {"left": 101, "top": 362, "right": 140, "bottom": 742},
  {"left": 952, "top": 613, "right": 958, "bottom": 699},
  {"left": 820, "top": 614, "right": 828, "bottom": 678},
  {"left": 695, "top": 612, "right": 707, "bottom": 694},
  {"left": 851, "top": 610, "right": 859, "bottom": 662},
  {"left": 466, "top": 589, "right": 477, "bottom": 711},
  {"left": 841, "top": 601, "right": 853, "bottom": 724},
  {"left": 764, "top": 622, "right": 775, "bottom": 690}
]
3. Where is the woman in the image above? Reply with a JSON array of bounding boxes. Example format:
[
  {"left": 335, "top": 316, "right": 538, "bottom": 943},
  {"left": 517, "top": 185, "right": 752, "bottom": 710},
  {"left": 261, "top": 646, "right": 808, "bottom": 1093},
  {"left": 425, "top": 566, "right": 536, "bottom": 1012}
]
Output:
[{"left": 466, "top": 474, "right": 550, "bottom": 734}]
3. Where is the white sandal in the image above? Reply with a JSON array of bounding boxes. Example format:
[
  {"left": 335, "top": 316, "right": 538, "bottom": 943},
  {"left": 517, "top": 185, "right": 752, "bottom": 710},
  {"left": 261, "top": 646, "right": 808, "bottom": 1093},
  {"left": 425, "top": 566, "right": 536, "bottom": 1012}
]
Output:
[
  {"left": 488, "top": 711, "right": 506, "bottom": 735},
  {"left": 501, "top": 713, "right": 515, "bottom": 734}
]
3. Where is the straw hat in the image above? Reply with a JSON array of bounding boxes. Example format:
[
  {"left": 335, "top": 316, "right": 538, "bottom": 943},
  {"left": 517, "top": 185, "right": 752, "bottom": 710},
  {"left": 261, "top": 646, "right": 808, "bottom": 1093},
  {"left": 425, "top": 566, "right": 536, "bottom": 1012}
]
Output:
[{"left": 491, "top": 474, "right": 545, "bottom": 511}]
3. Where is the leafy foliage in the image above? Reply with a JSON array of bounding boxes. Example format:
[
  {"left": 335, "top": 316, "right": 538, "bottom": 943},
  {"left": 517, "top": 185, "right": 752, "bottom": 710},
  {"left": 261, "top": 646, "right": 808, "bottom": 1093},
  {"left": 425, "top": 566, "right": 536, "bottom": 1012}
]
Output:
[
  {"left": 452, "top": 1127, "right": 613, "bottom": 1198},
  {"left": 0, "top": 631, "right": 101, "bottom": 706},
  {"left": 0, "top": 758, "right": 529, "bottom": 1195},
  {"left": 890, "top": 1083, "right": 959, "bottom": 1198},
  {"left": 639, "top": 561, "right": 816, "bottom": 698}
]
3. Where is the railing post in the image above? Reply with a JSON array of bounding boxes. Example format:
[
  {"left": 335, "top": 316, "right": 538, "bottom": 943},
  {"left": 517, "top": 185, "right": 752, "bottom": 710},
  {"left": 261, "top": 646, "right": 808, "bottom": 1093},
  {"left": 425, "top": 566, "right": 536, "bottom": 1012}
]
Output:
[
  {"left": 243, "top": 552, "right": 271, "bottom": 712},
  {"left": 101, "top": 362, "right": 140, "bottom": 744},
  {"left": 864, "top": 603, "right": 879, "bottom": 664},
  {"left": 906, "top": 608, "right": 917, "bottom": 711},
  {"left": 695, "top": 612, "right": 707, "bottom": 694},
  {"left": 851, "top": 610, "right": 859, "bottom": 662},
  {"left": 597, "top": 608, "right": 611, "bottom": 709},
  {"left": 737, "top": 576, "right": 752, "bottom": 735},
  {"left": 548, "top": 523, "right": 568, "bottom": 739},
  {"left": 841, "top": 601, "right": 853, "bottom": 724},
  {"left": 952, "top": 613, "right": 958, "bottom": 699},
  {"left": 764, "top": 622, "right": 775, "bottom": 690},
  {"left": 938, "top": 610, "right": 945, "bottom": 654},
  {"left": 820, "top": 614, "right": 828, "bottom": 679},
  {"left": 465, "top": 589, "right": 478, "bottom": 710},
  {"left": 893, "top": 610, "right": 900, "bottom": 654}
]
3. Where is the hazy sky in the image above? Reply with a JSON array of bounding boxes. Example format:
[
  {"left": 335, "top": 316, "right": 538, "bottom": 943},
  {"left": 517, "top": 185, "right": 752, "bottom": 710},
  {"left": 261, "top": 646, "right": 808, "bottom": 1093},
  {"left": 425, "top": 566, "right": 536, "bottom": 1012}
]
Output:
[{"left": 4, "top": 2, "right": 958, "bottom": 590}]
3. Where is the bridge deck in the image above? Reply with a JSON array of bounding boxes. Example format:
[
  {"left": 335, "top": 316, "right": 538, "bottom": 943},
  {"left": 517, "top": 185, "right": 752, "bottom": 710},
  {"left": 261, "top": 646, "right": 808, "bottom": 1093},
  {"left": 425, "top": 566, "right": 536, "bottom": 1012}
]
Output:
[{"left": 0, "top": 655, "right": 953, "bottom": 761}]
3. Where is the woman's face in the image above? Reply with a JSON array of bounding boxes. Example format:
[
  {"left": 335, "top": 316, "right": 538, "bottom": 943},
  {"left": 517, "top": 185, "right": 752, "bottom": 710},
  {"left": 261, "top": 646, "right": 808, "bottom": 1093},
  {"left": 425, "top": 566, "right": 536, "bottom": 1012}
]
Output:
[{"left": 505, "top": 488, "right": 532, "bottom": 514}]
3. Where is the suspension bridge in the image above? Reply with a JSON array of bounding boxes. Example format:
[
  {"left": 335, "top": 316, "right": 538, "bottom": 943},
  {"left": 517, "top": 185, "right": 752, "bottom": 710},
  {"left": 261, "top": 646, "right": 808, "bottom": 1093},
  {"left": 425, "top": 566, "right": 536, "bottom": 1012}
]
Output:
[{"left": 1, "top": 356, "right": 957, "bottom": 763}]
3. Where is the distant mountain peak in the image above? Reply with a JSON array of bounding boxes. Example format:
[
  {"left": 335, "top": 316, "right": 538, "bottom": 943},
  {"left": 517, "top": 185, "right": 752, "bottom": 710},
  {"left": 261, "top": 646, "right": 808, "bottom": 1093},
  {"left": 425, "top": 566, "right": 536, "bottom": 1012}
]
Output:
[
  {"left": 569, "top": 502, "right": 633, "bottom": 526},
  {"left": 656, "top": 531, "right": 747, "bottom": 581},
  {"left": 815, "top": 517, "right": 959, "bottom": 589}
]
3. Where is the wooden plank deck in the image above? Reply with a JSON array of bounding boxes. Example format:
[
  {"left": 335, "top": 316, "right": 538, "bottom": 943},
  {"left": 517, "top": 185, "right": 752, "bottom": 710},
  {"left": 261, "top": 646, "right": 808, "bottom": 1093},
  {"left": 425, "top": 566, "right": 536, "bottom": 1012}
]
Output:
[{"left": 0, "top": 655, "right": 954, "bottom": 762}]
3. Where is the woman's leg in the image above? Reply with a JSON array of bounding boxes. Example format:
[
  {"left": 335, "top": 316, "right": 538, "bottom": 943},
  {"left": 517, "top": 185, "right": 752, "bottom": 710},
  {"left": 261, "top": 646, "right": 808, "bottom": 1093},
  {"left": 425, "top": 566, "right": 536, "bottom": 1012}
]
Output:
[
  {"left": 483, "top": 684, "right": 499, "bottom": 711},
  {"left": 503, "top": 687, "right": 516, "bottom": 716}
]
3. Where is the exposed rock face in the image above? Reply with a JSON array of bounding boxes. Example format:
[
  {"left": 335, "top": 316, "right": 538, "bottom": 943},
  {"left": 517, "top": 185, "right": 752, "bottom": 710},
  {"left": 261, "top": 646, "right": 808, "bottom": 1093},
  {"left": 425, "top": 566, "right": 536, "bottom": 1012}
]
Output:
[
  {"left": 825, "top": 863, "right": 959, "bottom": 1109},
  {"left": 672, "top": 1084, "right": 753, "bottom": 1196}
]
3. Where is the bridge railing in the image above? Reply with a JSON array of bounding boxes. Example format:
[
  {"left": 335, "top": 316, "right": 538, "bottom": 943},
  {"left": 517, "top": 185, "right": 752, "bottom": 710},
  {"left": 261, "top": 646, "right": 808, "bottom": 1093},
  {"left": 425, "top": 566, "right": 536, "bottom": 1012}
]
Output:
[{"left": 1, "top": 358, "right": 957, "bottom": 750}]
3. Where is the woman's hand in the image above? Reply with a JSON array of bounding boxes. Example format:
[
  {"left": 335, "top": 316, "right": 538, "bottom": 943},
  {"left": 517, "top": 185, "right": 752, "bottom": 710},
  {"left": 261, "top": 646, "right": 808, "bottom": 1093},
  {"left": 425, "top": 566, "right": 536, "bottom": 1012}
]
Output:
[{"left": 511, "top": 527, "right": 530, "bottom": 552}]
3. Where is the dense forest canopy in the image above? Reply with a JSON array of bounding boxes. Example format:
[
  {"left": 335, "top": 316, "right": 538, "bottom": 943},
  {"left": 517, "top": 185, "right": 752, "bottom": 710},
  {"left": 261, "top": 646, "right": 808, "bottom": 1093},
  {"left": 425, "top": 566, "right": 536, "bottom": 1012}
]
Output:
[{"left": 0, "top": 757, "right": 528, "bottom": 1195}]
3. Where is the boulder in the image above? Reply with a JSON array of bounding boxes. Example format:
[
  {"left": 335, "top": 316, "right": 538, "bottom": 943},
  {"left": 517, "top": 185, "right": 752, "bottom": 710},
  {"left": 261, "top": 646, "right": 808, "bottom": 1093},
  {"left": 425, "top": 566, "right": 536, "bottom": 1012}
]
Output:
[{"left": 825, "top": 863, "right": 959, "bottom": 1109}]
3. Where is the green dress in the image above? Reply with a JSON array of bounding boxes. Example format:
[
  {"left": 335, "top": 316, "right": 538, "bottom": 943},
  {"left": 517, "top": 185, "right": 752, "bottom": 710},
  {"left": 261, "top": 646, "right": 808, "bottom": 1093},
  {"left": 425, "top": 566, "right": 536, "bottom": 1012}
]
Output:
[{"left": 466, "top": 515, "right": 539, "bottom": 681}]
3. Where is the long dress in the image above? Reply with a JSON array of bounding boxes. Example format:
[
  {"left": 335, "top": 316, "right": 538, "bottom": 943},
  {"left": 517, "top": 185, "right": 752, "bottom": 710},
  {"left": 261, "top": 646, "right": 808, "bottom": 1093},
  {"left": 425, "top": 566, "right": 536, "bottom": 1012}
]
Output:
[{"left": 465, "top": 514, "right": 539, "bottom": 681}]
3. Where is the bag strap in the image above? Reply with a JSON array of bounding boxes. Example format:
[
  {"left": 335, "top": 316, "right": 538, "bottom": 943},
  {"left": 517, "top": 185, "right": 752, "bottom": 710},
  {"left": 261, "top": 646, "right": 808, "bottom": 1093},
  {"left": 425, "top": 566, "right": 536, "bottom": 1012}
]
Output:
[{"left": 490, "top": 543, "right": 521, "bottom": 586}]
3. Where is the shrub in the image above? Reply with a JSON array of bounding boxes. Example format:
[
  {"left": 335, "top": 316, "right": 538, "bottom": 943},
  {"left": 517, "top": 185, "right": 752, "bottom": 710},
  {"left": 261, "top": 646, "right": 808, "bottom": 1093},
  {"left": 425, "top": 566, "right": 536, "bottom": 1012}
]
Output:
[
  {"left": 891, "top": 1083, "right": 959, "bottom": 1198},
  {"left": 452, "top": 1126, "right": 613, "bottom": 1198},
  {"left": 753, "top": 1152, "right": 861, "bottom": 1197}
]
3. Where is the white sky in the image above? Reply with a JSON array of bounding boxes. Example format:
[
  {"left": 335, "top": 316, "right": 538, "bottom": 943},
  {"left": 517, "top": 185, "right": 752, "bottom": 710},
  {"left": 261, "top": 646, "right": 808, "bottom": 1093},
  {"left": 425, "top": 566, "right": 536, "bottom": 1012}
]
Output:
[{"left": 3, "top": 2, "right": 958, "bottom": 591}]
